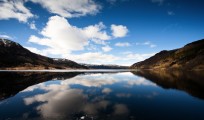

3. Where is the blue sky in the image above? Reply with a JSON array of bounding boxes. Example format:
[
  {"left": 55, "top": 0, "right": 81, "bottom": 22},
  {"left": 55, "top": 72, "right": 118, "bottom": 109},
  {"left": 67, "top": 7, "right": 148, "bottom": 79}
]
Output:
[{"left": 0, "top": 0, "right": 204, "bottom": 65}]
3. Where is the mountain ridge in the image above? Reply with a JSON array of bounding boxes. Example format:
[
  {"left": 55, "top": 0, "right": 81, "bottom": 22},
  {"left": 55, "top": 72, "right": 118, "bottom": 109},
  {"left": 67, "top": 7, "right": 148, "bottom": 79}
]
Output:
[
  {"left": 0, "top": 38, "right": 87, "bottom": 70},
  {"left": 130, "top": 39, "right": 204, "bottom": 70},
  {"left": 81, "top": 63, "right": 129, "bottom": 69}
]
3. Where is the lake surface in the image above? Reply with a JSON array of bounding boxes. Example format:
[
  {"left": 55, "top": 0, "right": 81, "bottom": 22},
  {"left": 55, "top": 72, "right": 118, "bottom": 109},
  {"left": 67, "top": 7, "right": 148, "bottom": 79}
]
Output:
[{"left": 0, "top": 70, "right": 204, "bottom": 120}]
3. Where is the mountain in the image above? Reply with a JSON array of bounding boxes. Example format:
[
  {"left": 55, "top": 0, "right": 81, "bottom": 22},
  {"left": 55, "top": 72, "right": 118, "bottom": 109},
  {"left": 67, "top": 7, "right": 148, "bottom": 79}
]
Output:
[
  {"left": 0, "top": 38, "right": 87, "bottom": 70},
  {"left": 130, "top": 39, "right": 204, "bottom": 70},
  {"left": 81, "top": 63, "right": 129, "bottom": 69}
]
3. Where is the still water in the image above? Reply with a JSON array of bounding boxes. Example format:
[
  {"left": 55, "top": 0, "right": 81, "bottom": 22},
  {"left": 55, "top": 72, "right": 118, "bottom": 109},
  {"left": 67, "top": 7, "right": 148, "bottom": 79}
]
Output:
[{"left": 0, "top": 70, "right": 204, "bottom": 120}]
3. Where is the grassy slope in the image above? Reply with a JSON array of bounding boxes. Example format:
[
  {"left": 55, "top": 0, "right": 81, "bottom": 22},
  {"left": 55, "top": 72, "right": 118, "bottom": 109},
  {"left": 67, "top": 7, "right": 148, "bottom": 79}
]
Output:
[{"left": 130, "top": 39, "right": 204, "bottom": 70}]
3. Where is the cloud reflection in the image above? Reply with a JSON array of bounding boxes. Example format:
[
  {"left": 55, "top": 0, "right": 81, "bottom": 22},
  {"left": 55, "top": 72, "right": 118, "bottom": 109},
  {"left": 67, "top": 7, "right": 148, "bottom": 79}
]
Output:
[
  {"left": 60, "top": 73, "right": 156, "bottom": 87},
  {"left": 24, "top": 83, "right": 110, "bottom": 119},
  {"left": 102, "top": 88, "right": 112, "bottom": 94},
  {"left": 22, "top": 72, "right": 156, "bottom": 119}
]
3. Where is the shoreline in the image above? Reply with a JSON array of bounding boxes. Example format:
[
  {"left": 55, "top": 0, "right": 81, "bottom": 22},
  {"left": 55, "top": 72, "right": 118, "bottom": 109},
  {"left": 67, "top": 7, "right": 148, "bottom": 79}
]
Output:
[{"left": 0, "top": 69, "right": 134, "bottom": 72}]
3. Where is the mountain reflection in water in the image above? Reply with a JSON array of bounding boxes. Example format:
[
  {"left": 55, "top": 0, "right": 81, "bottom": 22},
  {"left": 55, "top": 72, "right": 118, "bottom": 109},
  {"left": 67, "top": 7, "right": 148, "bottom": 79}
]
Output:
[
  {"left": 0, "top": 70, "right": 204, "bottom": 120},
  {"left": 132, "top": 70, "right": 204, "bottom": 99}
]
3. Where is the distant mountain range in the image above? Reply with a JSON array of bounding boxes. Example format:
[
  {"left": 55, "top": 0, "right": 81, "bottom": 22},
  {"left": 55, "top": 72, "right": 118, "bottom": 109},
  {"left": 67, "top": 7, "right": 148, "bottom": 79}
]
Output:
[
  {"left": 0, "top": 38, "right": 87, "bottom": 70},
  {"left": 130, "top": 39, "right": 204, "bottom": 70},
  {"left": 81, "top": 64, "right": 129, "bottom": 69}
]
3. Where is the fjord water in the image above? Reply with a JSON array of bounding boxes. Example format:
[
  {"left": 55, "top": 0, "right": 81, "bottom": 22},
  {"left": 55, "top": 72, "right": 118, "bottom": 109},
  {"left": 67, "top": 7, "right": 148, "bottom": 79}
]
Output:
[{"left": 0, "top": 70, "right": 204, "bottom": 120}]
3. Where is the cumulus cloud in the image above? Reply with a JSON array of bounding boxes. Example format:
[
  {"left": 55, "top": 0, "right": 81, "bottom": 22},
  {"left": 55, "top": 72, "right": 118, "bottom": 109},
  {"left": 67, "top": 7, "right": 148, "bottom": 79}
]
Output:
[
  {"left": 0, "top": 0, "right": 34, "bottom": 22},
  {"left": 28, "top": 16, "right": 89, "bottom": 55},
  {"left": 26, "top": 15, "right": 131, "bottom": 65},
  {"left": 102, "top": 45, "right": 112, "bottom": 52},
  {"left": 111, "top": 24, "right": 128, "bottom": 38},
  {"left": 27, "top": 16, "right": 116, "bottom": 56},
  {"left": 64, "top": 52, "right": 119, "bottom": 64},
  {"left": 0, "top": 0, "right": 101, "bottom": 24},
  {"left": 115, "top": 42, "right": 130, "bottom": 47},
  {"left": 30, "top": 0, "right": 100, "bottom": 18},
  {"left": 82, "top": 22, "right": 111, "bottom": 41}
]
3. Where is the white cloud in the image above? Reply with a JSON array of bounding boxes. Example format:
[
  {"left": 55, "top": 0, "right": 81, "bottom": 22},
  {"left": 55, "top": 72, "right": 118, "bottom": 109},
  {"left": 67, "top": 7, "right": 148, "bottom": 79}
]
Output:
[
  {"left": 121, "top": 51, "right": 132, "bottom": 55},
  {"left": 24, "top": 46, "right": 41, "bottom": 54},
  {"left": 91, "top": 39, "right": 107, "bottom": 45},
  {"left": 151, "top": 0, "right": 164, "bottom": 5},
  {"left": 64, "top": 52, "right": 119, "bottom": 64},
  {"left": 123, "top": 53, "right": 155, "bottom": 62},
  {"left": 102, "top": 45, "right": 112, "bottom": 52},
  {"left": 28, "top": 16, "right": 115, "bottom": 56},
  {"left": 150, "top": 44, "right": 157, "bottom": 48},
  {"left": 111, "top": 24, "right": 128, "bottom": 38},
  {"left": 136, "top": 41, "right": 157, "bottom": 48},
  {"left": 29, "top": 22, "right": 37, "bottom": 30},
  {"left": 115, "top": 42, "right": 130, "bottom": 47},
  {"left": 24, "top": 46, "right": 49, "bottom": 56},
  {"left": 143, "top": 41, "right": 157, "bottom": 48},
  {"left": 0, "top": 0, "right": 101, "bottom": 23},
  {"left": 82, "top": 22, "right": 111, "bottom": 41},
  {"left": 0, "top": 34, "right": 12, "bottom": 39},
  {"left": 28, "top": 16, "right": 89, "bottom": 55},
  {"left": 143, "top": 41, "right": 150, "bottom": 45},
  {"left": 63, "top": 52, "right": 155, "bottom": 65},
  {"left": 26, "top": 16, "right": 131, "bottom": 65},
  {"left": 86, "top": 44, "right": 97, "bottom": 51},
  {"left": 30, "top": 0, "right": 101, "bottom": 18},
  {"left": 23, "top": 15, "right": 129, "bottom": 65},
  {"left": 0, "top": 0, "right": 34, "bottom": 22}
]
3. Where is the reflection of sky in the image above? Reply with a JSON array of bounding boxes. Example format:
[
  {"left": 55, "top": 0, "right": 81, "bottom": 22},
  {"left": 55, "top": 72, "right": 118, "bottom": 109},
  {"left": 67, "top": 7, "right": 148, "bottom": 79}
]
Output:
[
  {"left": 20, "top": 72, "right": 157, "bottom": 119},
  {"left": 1, "top": 72, "right": 204, "bottom": 120}
]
